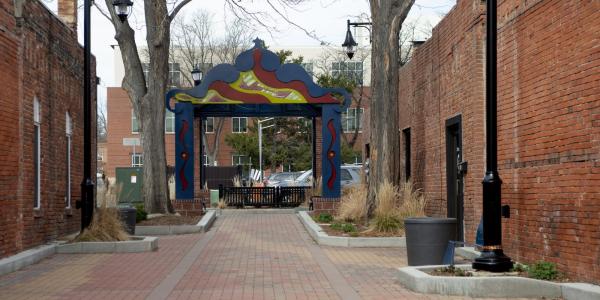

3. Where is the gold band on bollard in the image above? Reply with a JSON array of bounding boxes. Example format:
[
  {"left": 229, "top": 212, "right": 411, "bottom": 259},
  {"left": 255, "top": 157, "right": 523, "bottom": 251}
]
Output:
[{"left": 481, "top": 245, "right": 503, "bottom": 251}]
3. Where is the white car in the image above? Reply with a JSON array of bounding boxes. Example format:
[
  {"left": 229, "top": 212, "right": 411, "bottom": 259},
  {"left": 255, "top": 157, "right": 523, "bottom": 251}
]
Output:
[{"left": 286, "top": 165, "right": 362, "bottom": 188}]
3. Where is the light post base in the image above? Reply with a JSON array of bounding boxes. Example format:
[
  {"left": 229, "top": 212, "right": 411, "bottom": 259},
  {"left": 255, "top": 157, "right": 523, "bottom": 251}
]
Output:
[
  {"left": 79, "top": 178, "right": 95, "bottom": 231},
  {"left": 473, "top": 249, "right": 513, "bottom": 272}
]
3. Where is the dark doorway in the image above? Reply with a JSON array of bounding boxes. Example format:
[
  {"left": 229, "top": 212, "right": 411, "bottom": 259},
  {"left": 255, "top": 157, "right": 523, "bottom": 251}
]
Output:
[
  {"left": 446, "top": 115, "right": 464, "bottom": 242},
  {"left": 402, "top": 128, "right": 411, "bottom": 181}
]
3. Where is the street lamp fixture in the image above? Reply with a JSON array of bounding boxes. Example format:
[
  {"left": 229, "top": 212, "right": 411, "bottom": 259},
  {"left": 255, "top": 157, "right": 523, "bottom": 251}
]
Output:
[
  {"left": 191, "top": 67, "right": 203, "bottom": 86},
  {"left": 342, "top": 19, "right": 372, "bottom": 59},
  {"left": 113, "top": 0, "right": 133, "bottom": 22}
]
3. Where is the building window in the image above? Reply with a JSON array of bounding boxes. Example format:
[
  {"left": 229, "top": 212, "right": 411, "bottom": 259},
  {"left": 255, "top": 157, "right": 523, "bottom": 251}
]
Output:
[
  {"left": 165, "top": 109, "right": 175, "bottom": 133},
  {"left": 341, "top": 108, "right": 363, "bottom": 133},
  {"left": 332, "top": 61, "right": 363, "bottom": 84},
  {"left": 143, "top": 63, "right": 181, "bottom": 87},
  {"left": 204, "top": 117, "right": 214, "bottom": 133},
  {"left": 66, "top": 112, "right": 72, "bottom": 208},
  {"left": 203, "top": 155, "right": 210, "bottom": 166},
  {"left": 403, "top": 128, "right": 411, "bottom": 181},
  {"left": 33, "top": 98, "right": 41, "bottom": 209},
  {"left": 232, "top": 117, "right": 247, "bottom": 133},
  {"left": 131, "top": 110, "right": 139, "bottom": 133},
  {"left": 131, "top": 153, "right": 143, "bottom": 167},
  {"left": 232, "top": 155, "right": 250, "bottom": 166}
]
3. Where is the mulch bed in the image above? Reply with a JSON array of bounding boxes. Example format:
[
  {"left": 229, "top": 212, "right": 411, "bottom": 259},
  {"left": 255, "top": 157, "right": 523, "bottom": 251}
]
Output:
[
  {"left": 318, "top": 222, "right": 404, "bottom": 238},
  {"left": 137, "top": 214, "right": 202, "bottom": 226},
  {"left": 428, "top": 265, "right": 572, "bottom": 283}
]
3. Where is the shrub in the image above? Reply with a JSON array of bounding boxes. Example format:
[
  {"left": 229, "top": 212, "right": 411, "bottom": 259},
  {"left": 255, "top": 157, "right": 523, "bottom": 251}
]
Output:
[
  {"left": 341, "top": 223, "right": 357, "bottom": 233},
  {"left": 528, "top": 261, "right": 559, "bottom": 280},
  {"left": 511, "top": 262, "right": 528, "bottom": 273},
  {"left": 314, "top": 212, "right": 333, "bottom": 223},
  {"left": 337, "top": 184, "right": 367, "bottom": 222},
  {"left": 398, "top": 180, "right": 426, "bottom": 219},
  {"left": 217, "top": 199, "right": 227, "bottom": 209},
  {"left": 371, "top": 181, "right": 403, "bottom": 233},
  {"left": 75, "top": 206, "right": 129, "bottom": 242},
  {"left": 135, "top": 204, "right": 147, "bottom": 223},
  {"left": 329, "top": 222, "right": 357, "bottom": 233}
]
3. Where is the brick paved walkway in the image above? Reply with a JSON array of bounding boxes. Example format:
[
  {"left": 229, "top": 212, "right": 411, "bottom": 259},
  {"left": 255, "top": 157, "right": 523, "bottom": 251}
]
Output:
[{"left": 0, "top": 210, "right": 538, "bottom": 299}]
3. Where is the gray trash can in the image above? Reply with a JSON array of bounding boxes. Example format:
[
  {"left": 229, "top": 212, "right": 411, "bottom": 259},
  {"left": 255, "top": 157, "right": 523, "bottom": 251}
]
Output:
[
  {"left": 404, "top": 217, "right": 457, "bottom": 266},
  {"left": 119, "top": 207, "right": 137, "bottom": 235}
]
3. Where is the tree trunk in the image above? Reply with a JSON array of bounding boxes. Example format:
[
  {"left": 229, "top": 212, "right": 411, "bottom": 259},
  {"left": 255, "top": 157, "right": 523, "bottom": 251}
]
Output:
[
  {"left": 105, "top": 0, "right": 191, "bottom": 213},
  {"left": 367, "top": 0, "right": 414, "bottom": 215}
]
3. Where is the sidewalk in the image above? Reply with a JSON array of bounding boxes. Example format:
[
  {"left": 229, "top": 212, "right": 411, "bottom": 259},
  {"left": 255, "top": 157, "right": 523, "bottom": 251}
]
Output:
[{"left": 0, "top": 211, "right": 534, "bottom": 299}]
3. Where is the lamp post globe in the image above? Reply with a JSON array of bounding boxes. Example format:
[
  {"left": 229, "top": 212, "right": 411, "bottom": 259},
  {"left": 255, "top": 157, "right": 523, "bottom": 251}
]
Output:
[
  {"left": 113, "top": 0, "right": 133, "bottom": 22},
  {"left": 342, "top": 25, "right": 358, "bottom": 59},
  {"left": 191, "top": 67, "right": 203, "bottom": 86}
]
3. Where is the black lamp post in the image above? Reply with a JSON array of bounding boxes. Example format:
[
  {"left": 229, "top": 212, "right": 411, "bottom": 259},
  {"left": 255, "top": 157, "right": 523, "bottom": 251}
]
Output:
[
  {"left": 78, "top": 0, "right": 94, "bottom": 231},
  {"left": 191, "top": 66, "right": 203, "bottom": 86},
  {"left": 79, "top": 0, "right": 133, "bottom": 231},
  {"left": 472, "top": 0, "right": 513, "bottom": 272},
  {"left": 342, "top": 19, "right": 372, "bottom": 59}
]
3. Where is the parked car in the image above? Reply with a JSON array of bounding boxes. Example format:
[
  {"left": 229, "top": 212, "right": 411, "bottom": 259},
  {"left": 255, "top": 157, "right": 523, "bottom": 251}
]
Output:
[
  {"left": 265, "top": 172, "right": 301, "bottom": 187},
  {"left": 284, "top": 165, "right": 362, "bottom": 188}
]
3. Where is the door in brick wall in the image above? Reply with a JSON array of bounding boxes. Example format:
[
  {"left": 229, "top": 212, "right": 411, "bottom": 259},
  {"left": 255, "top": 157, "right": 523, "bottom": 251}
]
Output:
[{"left": 445, "top": 116, "right": 464, "bottom": 242}]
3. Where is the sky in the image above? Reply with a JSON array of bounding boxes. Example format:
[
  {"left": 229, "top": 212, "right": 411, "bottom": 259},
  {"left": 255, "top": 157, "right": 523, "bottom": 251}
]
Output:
[{"left": 41, "top": 0, "right": 456, "bottom": 110}]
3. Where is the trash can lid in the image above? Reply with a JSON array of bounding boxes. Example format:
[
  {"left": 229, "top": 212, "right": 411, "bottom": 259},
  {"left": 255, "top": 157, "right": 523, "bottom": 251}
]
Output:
[{"left": 404, "top": 217, "right": 457, "bottom": 224}]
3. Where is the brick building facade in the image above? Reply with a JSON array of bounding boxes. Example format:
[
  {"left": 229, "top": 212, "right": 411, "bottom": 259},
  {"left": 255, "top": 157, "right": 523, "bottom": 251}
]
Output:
[
  {"left": 398, "top": 0, "right": 600, "bottom": 283},
  {"left": 0, "top": 0, "right": 96, "bottom": 258}
]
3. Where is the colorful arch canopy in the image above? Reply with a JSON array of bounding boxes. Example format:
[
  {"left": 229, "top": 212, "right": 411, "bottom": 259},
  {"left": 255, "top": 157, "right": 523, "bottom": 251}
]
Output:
[
  {"left": 167, "top": 38, "right": 349, "bottom": 200},
  {"left": 166, "top": 38, "right": 351, "bottom": 110}
]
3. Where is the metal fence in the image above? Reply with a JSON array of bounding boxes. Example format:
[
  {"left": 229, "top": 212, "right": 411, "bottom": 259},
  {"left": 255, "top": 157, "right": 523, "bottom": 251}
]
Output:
[{"left": 219, "top": 186, "right": 308, "bottom": 208}]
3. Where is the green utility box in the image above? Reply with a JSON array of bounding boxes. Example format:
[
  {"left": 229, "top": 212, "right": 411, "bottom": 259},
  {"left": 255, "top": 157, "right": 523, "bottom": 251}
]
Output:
[
  {"left": 115, "top": 167, "right": 143, "bottom": 204},
  {"left": 210, "top": 189, "right": 220, "bottom": 207}
]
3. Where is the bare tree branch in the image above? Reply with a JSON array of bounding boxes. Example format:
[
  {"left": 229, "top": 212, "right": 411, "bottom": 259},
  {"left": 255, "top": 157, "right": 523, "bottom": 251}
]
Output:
[{"left": 169, "top": 0, "right": 193, "bottom": 21}]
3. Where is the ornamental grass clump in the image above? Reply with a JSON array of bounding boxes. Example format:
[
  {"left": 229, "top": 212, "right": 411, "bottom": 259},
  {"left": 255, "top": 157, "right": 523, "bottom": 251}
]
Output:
[
  {"left": 398, "top": 180, "right": 426, "bottom": 219},
  {"left": 371, "top": 181, "right": 403, "bottom": 234},
  {"left": 75, "top": 183, "right": 128, "bottom": 242},
  {"left": 337, "top": 184, "right": 367, "bottom": 222}
]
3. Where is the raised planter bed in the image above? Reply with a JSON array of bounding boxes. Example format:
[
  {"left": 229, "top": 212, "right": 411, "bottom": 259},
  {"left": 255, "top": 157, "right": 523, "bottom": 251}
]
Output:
[
  {"left": 397, "top": 264, "right": 600, "bottom": 299},
  {"left": 297, "top": 211, "right": 405, "bottom": 247},
  {"left": 56, "top": 236, "right": 158, "bottom": 254},
  {"left": 135, "top": 209, "right": 216, "bottom": 235}
]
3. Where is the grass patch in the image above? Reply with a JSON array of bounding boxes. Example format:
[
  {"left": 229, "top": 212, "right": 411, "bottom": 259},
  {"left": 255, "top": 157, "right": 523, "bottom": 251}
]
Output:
[
  {"left": 528, "top": 261, "right": 559, "bottom": 281},
  {"left": 312, "top": 212, "right": 333, "bottom": 223}
]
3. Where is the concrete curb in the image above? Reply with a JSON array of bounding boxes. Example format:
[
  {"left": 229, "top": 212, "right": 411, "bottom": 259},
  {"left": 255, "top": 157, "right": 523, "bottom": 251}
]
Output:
[
  {"left": 297, "top": 211, "right": 406, "bottom": 248},
  {"left": 397, "top": 264, "right": 600, "bottom": 299},
  {"left": 56, "top": 236, "right": 158, "bottom": 254},
  {"left": 135, "top": 210, "right": 216, "bottom": 235},
  {"left": 0, "top": 243, "right": 58, "bottom": 276},
  {"left": 455, "top": 246, "right": 480, "bottom": 259}
]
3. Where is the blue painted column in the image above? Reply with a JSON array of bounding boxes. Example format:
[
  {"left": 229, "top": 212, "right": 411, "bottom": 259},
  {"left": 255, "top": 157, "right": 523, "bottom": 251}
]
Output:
[
  {"left": 175, "top": 102, "right": 195, "bottom": 200},
  {"left": 321, "top": 104, "right": 341, "bottom": 198}
]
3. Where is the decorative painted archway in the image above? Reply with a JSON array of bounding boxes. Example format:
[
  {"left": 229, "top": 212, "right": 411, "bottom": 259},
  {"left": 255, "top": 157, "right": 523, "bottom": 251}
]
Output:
[{"left": 166, "top": 38, "right": 350, "bottom": 199}]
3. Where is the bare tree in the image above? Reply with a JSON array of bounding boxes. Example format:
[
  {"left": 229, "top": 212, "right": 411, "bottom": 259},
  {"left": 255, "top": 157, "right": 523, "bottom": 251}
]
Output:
[
  {"left": 97, "top": 109, "right": 107, "bottom": 143},
  {"left": 171, "top": 13, "right": 254, "bottom": 166},
  {"left": 366, "top": 0, "right": 415, "bottom": 215},
  {"left": 99, "top": 0, "right": 193, "bottom": 214}
]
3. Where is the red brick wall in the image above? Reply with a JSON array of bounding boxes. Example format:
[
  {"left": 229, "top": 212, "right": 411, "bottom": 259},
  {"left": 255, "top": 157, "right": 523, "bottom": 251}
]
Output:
[
  {"left": 398, "top": 0, "right": 486, "bottom": 236},
  {"left": 0, "top": 0, "right": 96, "bottom": 258},
  {"left": 497, "top": 0, "right": 600, "bottom": 284},
  {"left": 398, "top": 0, "right": 600, "bottom": 283}
]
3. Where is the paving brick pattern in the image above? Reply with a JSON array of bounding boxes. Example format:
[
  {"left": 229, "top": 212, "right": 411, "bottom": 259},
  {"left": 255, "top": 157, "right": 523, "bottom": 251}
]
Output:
[{"left": 0, "top": 211, "right": 543, "bottom": 299}]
